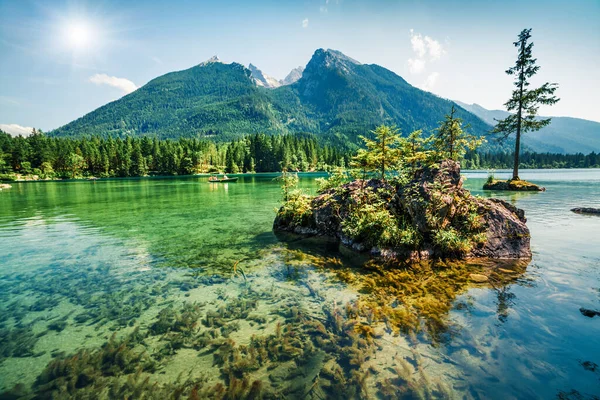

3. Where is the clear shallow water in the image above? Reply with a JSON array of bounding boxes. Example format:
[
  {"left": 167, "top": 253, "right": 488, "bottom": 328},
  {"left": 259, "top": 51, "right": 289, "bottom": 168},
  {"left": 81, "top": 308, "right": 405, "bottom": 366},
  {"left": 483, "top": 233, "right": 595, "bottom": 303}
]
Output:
[{"left": 0, "top": 171, "right": 598, "bottom": 399}]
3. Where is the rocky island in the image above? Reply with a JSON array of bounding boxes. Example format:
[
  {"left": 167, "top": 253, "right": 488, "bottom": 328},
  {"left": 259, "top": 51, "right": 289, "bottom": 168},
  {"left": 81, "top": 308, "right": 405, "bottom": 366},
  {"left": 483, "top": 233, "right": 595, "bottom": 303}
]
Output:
[
  {"left": 571, "top": 207, "right": 600, "bottom": 215},
  {"left": 483, "top": 178, "right": 545, "bottom": 192},
  {"left": 275, "top": 159, "right": 531, "bottom": 263}
]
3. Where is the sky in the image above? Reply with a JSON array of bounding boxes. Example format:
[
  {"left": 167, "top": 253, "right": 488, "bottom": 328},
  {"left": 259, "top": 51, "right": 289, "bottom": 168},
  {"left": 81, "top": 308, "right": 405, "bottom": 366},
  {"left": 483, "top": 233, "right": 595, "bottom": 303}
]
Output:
[{"left": 0, "top": 0, "right": 599, "bottom": 134}]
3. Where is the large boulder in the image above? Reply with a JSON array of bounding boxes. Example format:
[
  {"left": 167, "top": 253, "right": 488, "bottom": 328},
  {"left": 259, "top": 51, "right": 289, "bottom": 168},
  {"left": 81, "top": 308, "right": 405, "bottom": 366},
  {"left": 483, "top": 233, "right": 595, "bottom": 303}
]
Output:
[
  {"left": 274, "top": 160, "right": 531, "bottom": 261},
  {"left": 471, "top": 198, "right": 530, "bottom": 258}
]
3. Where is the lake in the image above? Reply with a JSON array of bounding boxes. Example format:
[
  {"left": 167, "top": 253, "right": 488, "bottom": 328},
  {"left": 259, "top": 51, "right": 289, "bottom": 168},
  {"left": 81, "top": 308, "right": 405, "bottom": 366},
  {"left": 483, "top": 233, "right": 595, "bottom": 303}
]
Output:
[{"left": 0, "top": 169, "right": 599, "bottom": 399}]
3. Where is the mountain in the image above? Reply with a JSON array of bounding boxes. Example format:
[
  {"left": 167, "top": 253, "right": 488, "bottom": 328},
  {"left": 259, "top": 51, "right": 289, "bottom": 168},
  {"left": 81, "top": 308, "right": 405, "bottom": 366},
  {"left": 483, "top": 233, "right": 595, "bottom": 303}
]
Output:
[
  {"left": 248, "top": 63, "right": 281, "bottom": 89},
  {"left": 281, "top": 66, "right": 304, "bottom": 85},
  {"left": 270, "top": 49, "right": 493, "bottom": 145},
  {"left": 456, "top": 101, "right": 600, "bottom": 154},
  {"left": 52, "top": 60, "right": 285, "bottom": 140},
  {"left": 51, "top": 48, "right": 493, "bottom": 147}
]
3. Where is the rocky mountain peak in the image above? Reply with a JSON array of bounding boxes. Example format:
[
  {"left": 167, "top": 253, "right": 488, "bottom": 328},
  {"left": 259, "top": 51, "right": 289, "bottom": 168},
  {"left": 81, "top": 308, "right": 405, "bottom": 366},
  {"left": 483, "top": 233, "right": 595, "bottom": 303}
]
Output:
[
  {"left": 248, "top": 63, "right": 281, "bottom": 89},
  {"left": 198, "top": 55, "right": 221, "bottom": 67},
  {"left": 280, "top": 66, "right": 304, "bottom": 85},
  {"left": 302, "top": 48, "right": 360, "bottom": 82}
]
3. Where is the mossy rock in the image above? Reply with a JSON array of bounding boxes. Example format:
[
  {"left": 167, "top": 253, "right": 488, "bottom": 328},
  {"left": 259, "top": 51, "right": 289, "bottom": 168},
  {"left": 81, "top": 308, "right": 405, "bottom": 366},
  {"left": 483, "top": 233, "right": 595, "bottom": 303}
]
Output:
[
  {"left": 469, "top": 273, "right": 489, "bottom": 283},
  {"left": 275, "top": 160, "right": 532, "bottom": 261},
  {"left": 483, "top": 179, "right": 545, "bottom": 192},
  {"left": 571, "top": 207, "right": 600, "bottom": 216}
]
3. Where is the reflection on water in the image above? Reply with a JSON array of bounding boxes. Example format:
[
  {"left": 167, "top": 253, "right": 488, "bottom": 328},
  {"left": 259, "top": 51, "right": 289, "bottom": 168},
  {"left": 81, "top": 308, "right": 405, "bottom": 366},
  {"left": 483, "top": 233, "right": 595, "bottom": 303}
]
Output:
[{"left": 0, "top": 171, "right": 599, "bottom": 399}]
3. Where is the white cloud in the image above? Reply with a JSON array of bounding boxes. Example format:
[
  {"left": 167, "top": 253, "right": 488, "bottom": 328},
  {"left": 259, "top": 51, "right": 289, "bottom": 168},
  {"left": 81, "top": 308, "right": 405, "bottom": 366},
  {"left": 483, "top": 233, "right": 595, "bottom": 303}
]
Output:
[
  {"left": 151, "top": 56, "right": 163, "bottom": 64},
  {"left": 0, "top": 124, "right": 35, "bottom": 137},
  {"left": 421, "top": 72, "right": 440, "bottom": 91},
  {"left": 424, "top": 36, "right": 444, "bottom": 60},
  {"left": 407, "top": 29, "right": 446, "bottom": 75},
  {"left": 302, "top": 18, "right": 309, "bottom": 28},
  {"left": 410, "top": 29, "right": 426, "bottom": 58},
  {"left": 408, "top": 58, "right": 425, "bottom": 74},
  {"left": 320, "top": 6, "right": 328, "bottom": 13},
  {"left": 89, "top": 74, "right": 137, "bottom": 94}
]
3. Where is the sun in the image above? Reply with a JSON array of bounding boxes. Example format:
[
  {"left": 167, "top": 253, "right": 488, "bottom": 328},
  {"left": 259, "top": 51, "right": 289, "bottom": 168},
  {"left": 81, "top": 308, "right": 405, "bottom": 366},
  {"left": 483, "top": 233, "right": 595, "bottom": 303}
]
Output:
[{"left": 63, "top": 20, "right": 94, "bottom": 50}]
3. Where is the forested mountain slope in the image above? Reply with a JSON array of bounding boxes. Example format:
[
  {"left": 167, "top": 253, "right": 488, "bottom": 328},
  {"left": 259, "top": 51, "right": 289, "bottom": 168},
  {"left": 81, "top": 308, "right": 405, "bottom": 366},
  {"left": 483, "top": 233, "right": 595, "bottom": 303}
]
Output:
[{"left": 51, "top": 49, "right": 494, "bottom": 149}]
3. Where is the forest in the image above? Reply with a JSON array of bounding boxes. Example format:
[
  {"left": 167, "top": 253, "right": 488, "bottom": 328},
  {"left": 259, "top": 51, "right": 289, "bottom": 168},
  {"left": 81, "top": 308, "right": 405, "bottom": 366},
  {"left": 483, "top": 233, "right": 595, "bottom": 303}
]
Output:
[
  {"left": 0, "top": 131, "right": 347, "bottom": 179},
  {"left": 462, "top": 150, "right": 599, "bottom": 169},
  {"left": 0, "top": 130, "right": 597, "bottom": 180}
]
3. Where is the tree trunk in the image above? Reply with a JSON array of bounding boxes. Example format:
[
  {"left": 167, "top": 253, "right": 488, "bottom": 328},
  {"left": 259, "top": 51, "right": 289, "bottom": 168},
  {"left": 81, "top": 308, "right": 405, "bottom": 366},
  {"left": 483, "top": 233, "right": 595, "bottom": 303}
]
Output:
[
  {"left": 513, "top": 125, "right": 521, "bottom": 180},
  {"left": 513, "top": 40, "right": 526, "bottom": 181},
  {"left": 381, "top": 135, "right": 386, "bottom": 181}
]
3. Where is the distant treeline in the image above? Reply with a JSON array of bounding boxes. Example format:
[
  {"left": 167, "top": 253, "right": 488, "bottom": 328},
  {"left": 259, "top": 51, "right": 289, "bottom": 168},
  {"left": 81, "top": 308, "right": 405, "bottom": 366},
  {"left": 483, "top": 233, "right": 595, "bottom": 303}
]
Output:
[
  {"left": 463, "top": 150, "right": 600, "bottom": 169},
  {"left": 0, "top": 131, "right": 348, "bottom": 179},
  {"left": 1, "top": 130, "right": 597, "bottom": 180}
]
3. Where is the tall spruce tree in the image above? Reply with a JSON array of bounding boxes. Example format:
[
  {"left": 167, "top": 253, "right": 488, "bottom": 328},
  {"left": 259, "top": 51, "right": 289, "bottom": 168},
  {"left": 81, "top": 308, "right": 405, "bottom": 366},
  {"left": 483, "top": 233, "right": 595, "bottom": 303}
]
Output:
[{"left": 494, "top": 28, "right": 559, "bottom": 180}]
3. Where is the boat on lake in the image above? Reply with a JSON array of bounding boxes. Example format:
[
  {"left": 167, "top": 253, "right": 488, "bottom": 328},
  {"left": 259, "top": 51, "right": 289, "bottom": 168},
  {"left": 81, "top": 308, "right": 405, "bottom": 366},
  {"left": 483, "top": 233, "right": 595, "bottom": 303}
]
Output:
[{"left": 208, "top": 175, "right": 238, "bottom": 183}]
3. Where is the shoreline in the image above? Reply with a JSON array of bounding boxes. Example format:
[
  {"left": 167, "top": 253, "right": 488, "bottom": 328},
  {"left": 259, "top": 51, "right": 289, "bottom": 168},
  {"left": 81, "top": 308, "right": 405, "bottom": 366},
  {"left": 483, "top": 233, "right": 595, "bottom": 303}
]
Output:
[{"left": 1, "top": 167, "right": 599, "bottom": 184}]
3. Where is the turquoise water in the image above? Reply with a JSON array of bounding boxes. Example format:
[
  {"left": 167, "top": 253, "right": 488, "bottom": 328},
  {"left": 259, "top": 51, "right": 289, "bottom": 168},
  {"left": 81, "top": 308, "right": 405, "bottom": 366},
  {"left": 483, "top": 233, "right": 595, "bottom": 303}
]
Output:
[{"left": 0, "top": 170, "right": 599, "bottom": 399}]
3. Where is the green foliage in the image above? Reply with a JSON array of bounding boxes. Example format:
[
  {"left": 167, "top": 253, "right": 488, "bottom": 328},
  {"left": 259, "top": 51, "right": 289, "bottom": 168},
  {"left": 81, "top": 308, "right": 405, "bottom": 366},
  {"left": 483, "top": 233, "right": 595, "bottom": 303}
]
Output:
[
  {"left": 40, "top": 161, "right": 54, "bottom": 178},
  {"left": 65, "top": 153, "right": 85, "bottom": 178},
  {"left": 315, "top": 167, "right": 349, "bottom": 193},
  {"left": 493, "top": 28, "right": 560, "bottom": 179},
  {"left": 277, "top": 170, "right": 299, "bottom": 202},
  {"left": 431, "top": 228, "right": 473, "bottom": 255},
  {"left": 0, "top": 152, "right": 7, "bottom": 174},
  {"left": 397, "top": 129, "right": 434, "bottom": 175},
  {"left": 463, "top": 150, "right": 600, "bottom": 169},
  {"left": 336, "top": 185, "right": 423, "bottom": 250},
  {"left": 433, "top": 106, "right": 484, "bottom": 161},
  {"left": 354, "top": 125, "right": 402, "bottom": 180},
  {"left": 0, "top": 131, "right": 348, "bottom": 179},
  {"left": 276, "top": 169, "right": 315, "bottom": 226},
  {"left": 277, "top": 190, "right": 313, "bottom": 227},
  {"left": 0, "top": 173, "right": 16, "bottom": 182},
  {"left": 342, "top": 204, "right": 421, "bottom": 250},
  {"left": 432, "top": 208, "right": 487, "bottom": 254}
]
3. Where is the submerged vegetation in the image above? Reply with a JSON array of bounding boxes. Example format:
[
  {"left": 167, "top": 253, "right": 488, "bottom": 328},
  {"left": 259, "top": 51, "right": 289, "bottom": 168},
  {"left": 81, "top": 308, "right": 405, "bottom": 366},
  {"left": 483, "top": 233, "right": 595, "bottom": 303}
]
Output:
[
  {"left": 282, "top": 249, "right": 529, "bottom": 341},
  {"left": 2, "top": 241, "right": 500, "bottom": 399}
]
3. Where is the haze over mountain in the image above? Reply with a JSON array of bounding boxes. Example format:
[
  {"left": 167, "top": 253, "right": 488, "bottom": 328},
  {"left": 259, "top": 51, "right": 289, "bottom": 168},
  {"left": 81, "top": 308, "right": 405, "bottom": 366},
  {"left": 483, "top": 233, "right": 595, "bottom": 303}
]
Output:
[
  {"left": 455, "top": 101, "right": 600, "bottom": 154},
  {"left": 50, "top": 48, "right": 495, "bottom": 148}
]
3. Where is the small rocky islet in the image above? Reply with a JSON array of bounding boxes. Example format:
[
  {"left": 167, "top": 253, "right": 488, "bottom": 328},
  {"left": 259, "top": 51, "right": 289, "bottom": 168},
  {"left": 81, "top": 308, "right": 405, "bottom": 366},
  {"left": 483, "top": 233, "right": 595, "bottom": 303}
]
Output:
[
  {"left": 571, "top": 207, "right": 600, "bottom": 216},
  {"left": 483, "top": 178, "right": 545, "bottom": 192},
  {"left": 274, "top": 160, "right": 532, "bottom": 263}
]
